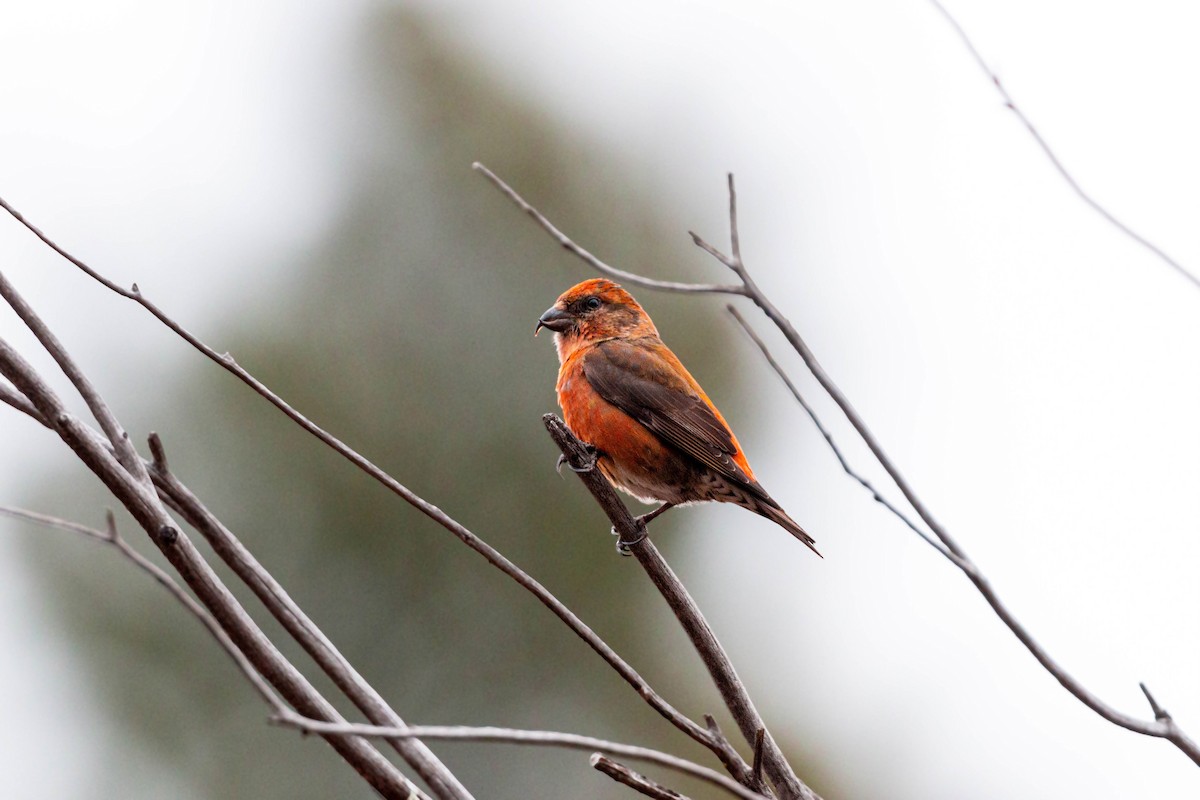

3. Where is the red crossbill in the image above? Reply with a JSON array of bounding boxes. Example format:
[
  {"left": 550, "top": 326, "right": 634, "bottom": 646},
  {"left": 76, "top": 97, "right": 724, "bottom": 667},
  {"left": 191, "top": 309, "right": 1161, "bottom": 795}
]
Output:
[{"left": 537, "top": 278, "right": 819, "bottom": 555}]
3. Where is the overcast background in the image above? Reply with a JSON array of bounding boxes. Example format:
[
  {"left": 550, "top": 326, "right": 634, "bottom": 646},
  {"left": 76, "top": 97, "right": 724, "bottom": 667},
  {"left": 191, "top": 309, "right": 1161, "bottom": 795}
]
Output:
[{"left": 1, "top": 1, "right": 1197, "bottom": 798}]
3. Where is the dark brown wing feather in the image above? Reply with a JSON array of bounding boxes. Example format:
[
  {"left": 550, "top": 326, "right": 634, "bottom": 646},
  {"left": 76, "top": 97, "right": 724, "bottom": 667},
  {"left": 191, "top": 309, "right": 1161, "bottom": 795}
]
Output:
[{"left": 583, "top": 339, "right": 774, "bottom": 504}]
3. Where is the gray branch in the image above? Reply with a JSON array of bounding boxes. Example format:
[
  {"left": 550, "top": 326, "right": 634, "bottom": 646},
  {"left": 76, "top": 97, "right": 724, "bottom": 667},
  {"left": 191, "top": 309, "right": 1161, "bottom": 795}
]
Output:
[
  {"left": 144, "top": 434, "right": 471, "bottom": 800},
  {"left": 0, "top": 276, "right": 428, "bottom": 799},
  {"left": 545, "top": 414, "right": 819, "bottom": 800}
]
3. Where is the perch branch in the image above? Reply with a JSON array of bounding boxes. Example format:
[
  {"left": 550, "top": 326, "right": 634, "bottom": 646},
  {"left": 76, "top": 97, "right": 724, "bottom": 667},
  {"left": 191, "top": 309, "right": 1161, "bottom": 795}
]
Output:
[{"left": 545, "top": 414, "right": 818, "bottom": 800}]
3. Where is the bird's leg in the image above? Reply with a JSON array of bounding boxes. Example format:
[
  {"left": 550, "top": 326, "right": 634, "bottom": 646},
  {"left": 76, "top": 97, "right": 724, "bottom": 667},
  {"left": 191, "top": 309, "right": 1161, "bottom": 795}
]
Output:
[
  {"left": 635, "top": 502, "right": 674, "bottom": 527},
  {"left": 611, "top": 503, "right": 673, "bottom": 556},
  {"left": 556, "top": 444, "right": 598, "bottom": 475}
]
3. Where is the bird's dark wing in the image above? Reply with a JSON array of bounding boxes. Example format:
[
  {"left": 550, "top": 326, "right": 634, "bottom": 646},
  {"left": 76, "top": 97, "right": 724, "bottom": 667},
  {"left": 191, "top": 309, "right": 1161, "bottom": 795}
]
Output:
[{"left": 583, "top": 339, "right": 772, "bottom": 502}]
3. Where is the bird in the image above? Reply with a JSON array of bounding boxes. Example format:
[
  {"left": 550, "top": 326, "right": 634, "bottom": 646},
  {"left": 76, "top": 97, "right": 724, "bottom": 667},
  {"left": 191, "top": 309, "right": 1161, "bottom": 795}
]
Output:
[{"left": 536, "top": 277, "right": 819, "bottom": 556}]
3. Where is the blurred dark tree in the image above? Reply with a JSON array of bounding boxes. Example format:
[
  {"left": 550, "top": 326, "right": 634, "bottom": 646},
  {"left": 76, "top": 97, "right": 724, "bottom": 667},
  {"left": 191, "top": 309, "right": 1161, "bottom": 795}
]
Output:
[{"left": 19, "top": 7, "right": 796, "bottom": 799}]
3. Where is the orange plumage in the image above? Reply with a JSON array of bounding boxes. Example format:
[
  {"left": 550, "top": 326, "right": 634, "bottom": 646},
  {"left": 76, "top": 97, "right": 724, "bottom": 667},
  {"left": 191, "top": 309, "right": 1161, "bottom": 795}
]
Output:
[{"left": 537, "top": 278, "right": 819, "bottom": 555}]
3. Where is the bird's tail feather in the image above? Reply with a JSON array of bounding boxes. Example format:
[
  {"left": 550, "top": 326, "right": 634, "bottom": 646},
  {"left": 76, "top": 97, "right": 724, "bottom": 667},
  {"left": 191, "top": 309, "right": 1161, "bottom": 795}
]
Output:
[{"left": 754, "top": 501, "right": 821, "bottom": 557}]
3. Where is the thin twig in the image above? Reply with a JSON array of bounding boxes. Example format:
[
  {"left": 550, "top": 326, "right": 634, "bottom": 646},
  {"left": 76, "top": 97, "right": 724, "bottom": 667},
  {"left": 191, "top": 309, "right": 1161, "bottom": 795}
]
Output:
[
  {"left": 545, "top": 414, "right": 818, "bottom": 800},
  {"left": 479, "top": 165, "right": 1200, "bottom": 769},
  {"left": 471, "top": 163, "right": 746, "bottom": 296},
  {"left": 271, "top": 712, "right": 764, "bottom": 800},
  {"left": 591, "top": 755, "right": 691, "bottom": 800},
  {"left": 1140, "top": 683, "right": 1171, "bottom": 722},
  {"left": 0, "top": 505, "right": 281, "bottom": 709},
  {"left": 926, "top": 0, "right": 1200, "bottom": 292},
  {"left": 0, "top": 197, "right": 727, "bottom": 770}
]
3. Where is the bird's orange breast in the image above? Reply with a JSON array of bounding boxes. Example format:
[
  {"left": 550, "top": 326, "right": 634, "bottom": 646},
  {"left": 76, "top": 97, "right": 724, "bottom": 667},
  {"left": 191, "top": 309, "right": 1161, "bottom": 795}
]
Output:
[{"left": 557, "top": 348, "right": 682, "bottom": 498}]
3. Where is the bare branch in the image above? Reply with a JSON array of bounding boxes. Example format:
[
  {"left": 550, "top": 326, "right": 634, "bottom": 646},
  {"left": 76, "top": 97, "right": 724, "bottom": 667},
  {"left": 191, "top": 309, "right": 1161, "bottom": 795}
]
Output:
[
  {"left": 0, "top": 505, "right": 281, "bottom": 710},
  {"left": 0, "top": 199, "right": 726, "bottom": 771},
  {"left": 141, "top": 435, "right": 469, "bottom": 800},
  {"left": 272, "top": 712, "right": 766, "bottom": 800},
  {"left": 591, "top": 755, "right": 691, "bottom": 800},
  {"left": 698, "top": 183, "right": 1200, "bottom": 762},
  {"left": 545, "top": 414, "right": 818, "bottom": 800},
  {"left": 472, "top": 163, "right": 746, "bottom": 296},
  {"left": 926, "top": 0, "right": 1200, "bottom": 292},
  {"left": 0, "top": 334, "right": 425, "bottom": 798},
  {"left": 694, "top": 176, "right": 1200, "bottom": 765}
]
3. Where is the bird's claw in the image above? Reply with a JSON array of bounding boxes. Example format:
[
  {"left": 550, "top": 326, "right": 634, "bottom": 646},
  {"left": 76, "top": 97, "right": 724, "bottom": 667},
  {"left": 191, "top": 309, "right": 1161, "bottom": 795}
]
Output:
[
  {"left": 556, "top": 446, "right": 598, "bottom": 475},
  {"left": 612, "top": 522, "right": 647, "bottom": 556}
]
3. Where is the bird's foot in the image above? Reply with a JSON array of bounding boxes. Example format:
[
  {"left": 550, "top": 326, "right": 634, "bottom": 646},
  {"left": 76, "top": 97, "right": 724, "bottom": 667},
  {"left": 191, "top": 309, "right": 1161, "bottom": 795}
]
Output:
[
  {"left": 611, "top": 521, "right": 647, "bottom": 556},
  {"left": 555, "top": 445, "right": 598, "bottom": 475}
]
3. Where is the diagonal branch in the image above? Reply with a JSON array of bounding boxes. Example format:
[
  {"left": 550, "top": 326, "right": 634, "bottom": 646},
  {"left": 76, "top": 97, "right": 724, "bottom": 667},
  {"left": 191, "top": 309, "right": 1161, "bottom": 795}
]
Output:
[
  {"left": 0, "top": 333, "right": 424, "bottom": 799},
  {"left": 926, "top": 0, "right": 1200, "bottom": 292},
  {"left": 545, "top": 414, "right": 819, "bottom": 800},
  {"left": 691, "top": 178, "right": 1200, "bottom": 760}
]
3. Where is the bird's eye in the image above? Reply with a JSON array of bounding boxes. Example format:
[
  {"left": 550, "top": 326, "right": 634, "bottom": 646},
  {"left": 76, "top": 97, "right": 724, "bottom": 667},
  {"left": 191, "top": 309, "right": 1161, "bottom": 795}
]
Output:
[{"left": 584, "top": 296, "right": 602, "bottom": 311}]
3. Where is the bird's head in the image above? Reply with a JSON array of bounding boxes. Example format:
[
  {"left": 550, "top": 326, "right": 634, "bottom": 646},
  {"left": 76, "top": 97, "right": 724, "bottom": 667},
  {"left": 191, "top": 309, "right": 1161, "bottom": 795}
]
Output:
[{"left": 536, "top": 279, "right": 658, "bottom": 358}]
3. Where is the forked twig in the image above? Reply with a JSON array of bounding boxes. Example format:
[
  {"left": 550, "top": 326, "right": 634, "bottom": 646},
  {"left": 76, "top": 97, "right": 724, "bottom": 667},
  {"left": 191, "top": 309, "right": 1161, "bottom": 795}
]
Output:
[
  {"left": 546, "top": 414, "right": 818, "bottom": 800},
  {"left": 0, "top": 505, "right": 279, "bottom": 709}
]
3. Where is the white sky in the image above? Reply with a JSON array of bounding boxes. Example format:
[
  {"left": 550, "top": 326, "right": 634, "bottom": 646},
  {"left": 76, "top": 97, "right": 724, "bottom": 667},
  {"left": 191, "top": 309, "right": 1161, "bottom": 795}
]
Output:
[{"left": 0, "top": 0, "right": 1197, "bottom": 797}]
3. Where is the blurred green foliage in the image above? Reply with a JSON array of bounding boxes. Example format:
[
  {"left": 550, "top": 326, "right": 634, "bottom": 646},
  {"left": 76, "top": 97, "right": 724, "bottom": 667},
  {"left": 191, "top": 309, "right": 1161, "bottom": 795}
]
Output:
[{"left": 19, "top": 8, "right": 778, "bottom": 799}]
